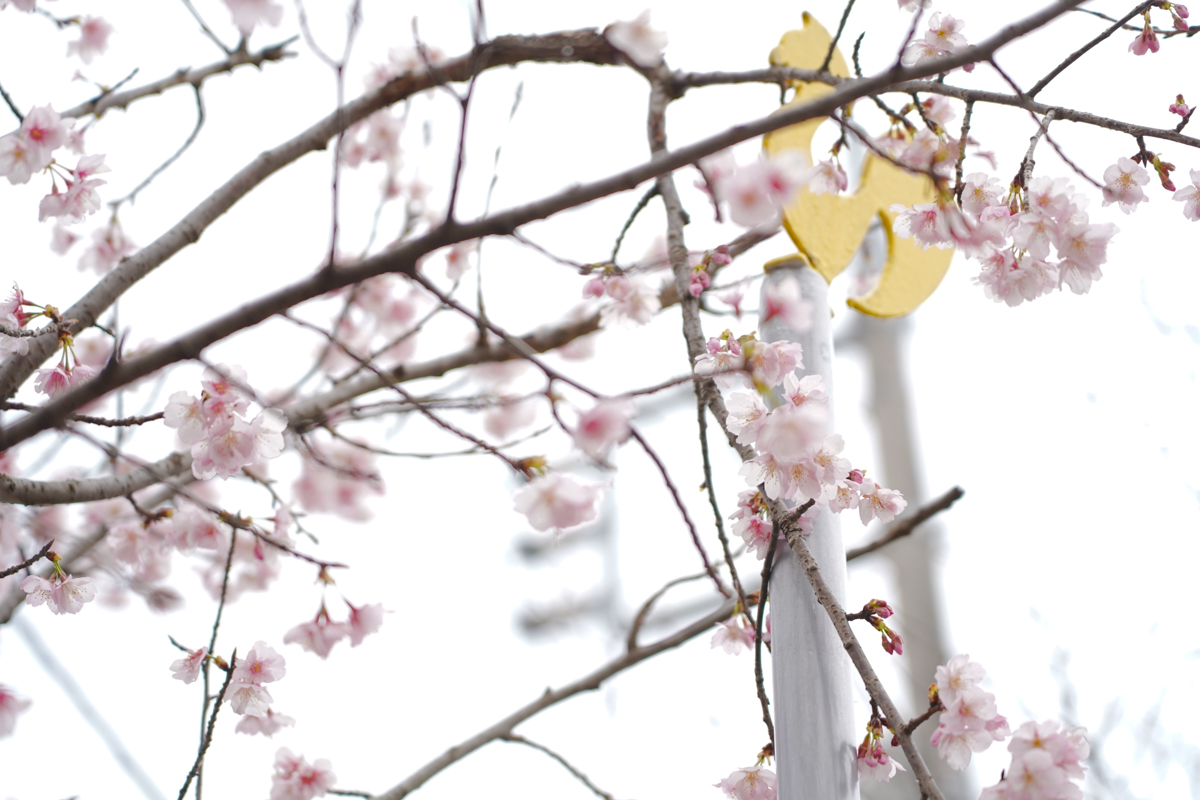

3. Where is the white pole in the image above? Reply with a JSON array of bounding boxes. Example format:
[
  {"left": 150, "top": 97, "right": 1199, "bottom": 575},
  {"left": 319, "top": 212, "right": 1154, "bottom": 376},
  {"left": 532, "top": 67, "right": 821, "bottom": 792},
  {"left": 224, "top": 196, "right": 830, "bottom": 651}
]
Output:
[{"left": 760, "top": 260, "right": 859, "bottom": 800}]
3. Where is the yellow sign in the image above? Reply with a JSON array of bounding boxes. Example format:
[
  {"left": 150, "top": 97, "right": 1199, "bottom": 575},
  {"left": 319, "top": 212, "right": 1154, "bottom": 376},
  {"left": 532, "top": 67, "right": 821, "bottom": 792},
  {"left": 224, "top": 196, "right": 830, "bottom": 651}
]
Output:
[{"left": 763, "top": 14, "right": 954, "bottom": 318}]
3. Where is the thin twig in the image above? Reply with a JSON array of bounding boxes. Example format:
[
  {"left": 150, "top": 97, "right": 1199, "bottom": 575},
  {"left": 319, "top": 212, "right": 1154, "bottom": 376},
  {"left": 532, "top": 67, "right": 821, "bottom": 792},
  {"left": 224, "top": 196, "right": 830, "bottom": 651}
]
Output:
[
  {"left": 846, "top": 486, "right": 964, "bottom": 561},
  {"left": 611, "top": 184, "right": 660, "bottom": 264},
  {"left": 500, "top": 735, "right": 614, "bottom": 800},
  {"left": 373, "top": 596, "right": 742, "bottom": 800},
  {"left": 1029, "top": 1, "right": 1155, "bottom": 98},
  {"left": 821, "top": 0, "right": 858, "bottom": 73},
  {"left": 0, "top": 80, "right": 22, "bottom": 123},
  {"left": 953, "top": 100, "right": 974, "bottom": 200},
  {"left": 178, "top": 0, "right": 231, "bottom": 54},
  {"left": 176, "top": 651, "right": 236, "bottom": 800},
  {"left": 0, "top": 540, "right": 53, "bottom": 579},
  {"left": 629, "top": 428, "right": 729, "bottom": 598}
]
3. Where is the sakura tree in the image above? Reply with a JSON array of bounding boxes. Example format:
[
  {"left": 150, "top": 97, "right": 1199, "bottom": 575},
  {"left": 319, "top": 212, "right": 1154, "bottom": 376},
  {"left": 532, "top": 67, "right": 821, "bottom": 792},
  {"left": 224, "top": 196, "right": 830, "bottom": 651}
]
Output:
[{"left": 0, "top": 1, "right": 1197, "bottom": 799}]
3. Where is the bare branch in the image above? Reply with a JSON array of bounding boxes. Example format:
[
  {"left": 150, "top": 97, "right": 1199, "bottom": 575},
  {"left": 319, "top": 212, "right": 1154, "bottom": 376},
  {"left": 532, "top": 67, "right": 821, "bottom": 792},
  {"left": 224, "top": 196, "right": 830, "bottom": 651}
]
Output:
[
  {"left": 845, "top": 486, "right": 965, "bottom": 561},
  {"left": 500, "top": 735, "right": 614, "bottom": 800},
  {"left": 0, "top": 540, "right": 53, "bottom": 579},
  {"left": 373, "top": 596, "right": 741, "bottom": 800}
]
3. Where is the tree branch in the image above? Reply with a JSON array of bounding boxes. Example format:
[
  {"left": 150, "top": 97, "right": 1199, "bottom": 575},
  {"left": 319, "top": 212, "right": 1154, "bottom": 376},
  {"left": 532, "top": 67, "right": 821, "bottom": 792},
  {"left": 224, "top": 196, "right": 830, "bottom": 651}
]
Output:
[
  {"left": 846, "top": 486, "right": 964, "bottom": 561},
  {"left": 372, "top": 596, "right": 741, "bottom": 800}
]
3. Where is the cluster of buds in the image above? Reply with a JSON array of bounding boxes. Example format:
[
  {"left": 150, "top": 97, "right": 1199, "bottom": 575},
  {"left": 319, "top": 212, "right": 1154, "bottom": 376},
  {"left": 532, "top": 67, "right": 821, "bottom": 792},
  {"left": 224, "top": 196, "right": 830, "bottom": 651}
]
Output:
[
  {"left": 689, "top": 245, "right": 731, "bottom": 297},
  {"left": 857, "top": 708, "right": 907, "bottom": 782},
  {"left": 850, "top": 599, "right": 903, "bottom": 656}
]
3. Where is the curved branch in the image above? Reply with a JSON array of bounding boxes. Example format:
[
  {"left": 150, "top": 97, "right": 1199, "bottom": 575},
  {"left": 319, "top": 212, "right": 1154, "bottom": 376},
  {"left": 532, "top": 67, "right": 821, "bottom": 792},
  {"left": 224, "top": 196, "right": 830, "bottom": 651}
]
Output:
[
  {"left": 373, "top": 596, "right": 740, "bottom": 800},
  {"left": 0, "top": 452, "right": 191, "bottom": 505}
]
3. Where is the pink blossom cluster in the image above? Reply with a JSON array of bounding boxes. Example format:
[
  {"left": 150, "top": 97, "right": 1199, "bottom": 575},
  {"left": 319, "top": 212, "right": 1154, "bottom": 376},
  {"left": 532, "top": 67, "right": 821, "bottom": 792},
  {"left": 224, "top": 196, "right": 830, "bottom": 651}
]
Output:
[
  {"left": 698, "top": 149, "right": 810, "bottom": 228},
  {"left": 857, "top": 716, "right": 907, "bottom": 782},
  {"left": 901, "top": 12, "right": 974, "bottom": 71},
  {"left": 270, "top": 747, "right": 336, "bottom": 800},
  {"left": 66, "top": 16, "right": 113, "bottom": 63},
  {"left": 321, "top": 275, "right": 425, "bottom": 375},
  {"left": 873, "top": 97, "right": 963, "bottom": 178},
  {"left": 0, "top": 684, "right": 31, "bottom": 739},
  {"left": 571, "top": 397, "right": 634, "bottom": 461},
  {"left": 54, "top": 216, "right": 138, "bottom": 275},
  {"left": 714, "top": 764, "right": 777, "bottom": 800},
  {"left": 33, "top": 332, "right": 99, "bottom": 399},
  {"left": 1170, "top": 93, "right": 1192, "bottom": 118},
  {"left": 513, "top": 471, "right": 604, "bottom": 532},
  {"left": 893, "top": 172, "right": 1120, "bottom": 305},
  {"left": 858, "top": 599, "right": 904, "bottom": 656},
  {"left": 689, "top": 246, "right": 731, "bottom": 297},
  {"left": 227, "top": 641, "right": 287, "bottom": 717},
  {"left": 21, "top": 570, "right": 97, "bottom": 614},
  {"left": 293, "top": 438, "right": 384, "bottom": 521},
  {"left": 164, "top": 365, "right": 286, "bottom": 480},
  {"left": 980, "top": 720, "right": 1090, "bottom": 800},
  {"left": 929, "top": 654, "right": 1011, "bottom": 769},
  {"left": 284, "top": 600, "right": 384, "bottom": 660},
  {"left": 584, "top": 271, "right": 662, "bottom": 328}
]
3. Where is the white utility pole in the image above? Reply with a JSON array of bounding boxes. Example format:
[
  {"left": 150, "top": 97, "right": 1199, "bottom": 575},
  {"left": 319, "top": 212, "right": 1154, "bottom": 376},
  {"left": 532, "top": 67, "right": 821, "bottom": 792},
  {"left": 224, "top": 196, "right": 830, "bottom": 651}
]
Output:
[{"left": 761, "top": 259, "right": 860, "bottom": 800}]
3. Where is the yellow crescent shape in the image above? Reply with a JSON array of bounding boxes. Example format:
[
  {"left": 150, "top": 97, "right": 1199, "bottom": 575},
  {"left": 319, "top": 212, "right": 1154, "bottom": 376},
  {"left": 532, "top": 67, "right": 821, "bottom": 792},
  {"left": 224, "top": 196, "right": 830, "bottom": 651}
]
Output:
[{"left": 762, "top": 14, "right": 954, "bottom": 318}]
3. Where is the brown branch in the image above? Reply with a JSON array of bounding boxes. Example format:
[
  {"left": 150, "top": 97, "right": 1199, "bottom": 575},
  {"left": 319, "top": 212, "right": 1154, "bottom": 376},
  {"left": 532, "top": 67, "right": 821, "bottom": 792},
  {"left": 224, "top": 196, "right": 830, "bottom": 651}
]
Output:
[
  {"left": 845, "top": 486, "right": 964, "bottom": 561},
  {"left": 499, "top": 734, "right": 614, "bottom": 800},
  {"left": 903, "top": 699, "right": 945, "bottom": 737},
  {"left": 372, "top": 596, "right": 741, "bottom": 800},
  {"left": 0, "top": 540, "right": 53, "bottom": 579}
]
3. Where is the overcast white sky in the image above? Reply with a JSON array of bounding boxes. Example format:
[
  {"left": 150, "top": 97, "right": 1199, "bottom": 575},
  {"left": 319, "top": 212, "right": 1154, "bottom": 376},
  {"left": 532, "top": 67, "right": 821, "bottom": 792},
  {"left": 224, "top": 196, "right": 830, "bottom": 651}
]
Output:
[{"left": 1, "top": 1, "right": 1198, "bottom": 799}]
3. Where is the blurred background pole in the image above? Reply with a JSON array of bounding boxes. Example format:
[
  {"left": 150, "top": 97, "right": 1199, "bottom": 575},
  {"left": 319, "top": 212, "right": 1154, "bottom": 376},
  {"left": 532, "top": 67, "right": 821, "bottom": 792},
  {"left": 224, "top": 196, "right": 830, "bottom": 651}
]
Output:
[
  {"left": 842, "top": 223, "right": 970, "bottom": 800},
  {"left": 760, "top": 258, "right": 859, "bottom": 800}
]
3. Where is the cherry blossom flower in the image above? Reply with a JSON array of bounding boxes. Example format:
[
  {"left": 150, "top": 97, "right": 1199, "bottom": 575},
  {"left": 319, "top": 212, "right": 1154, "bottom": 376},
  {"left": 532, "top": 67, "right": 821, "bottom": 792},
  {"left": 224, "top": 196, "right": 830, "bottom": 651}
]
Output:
[
  {"left": 67, "top": 16, "right": 114, "bottom": 63},
  {"left": 572, "top": 398, "right": 635, "bottom": 460},
  {"left": 78, "top": 217, "right": 136, "bottom": 274},
  {"left": 755, "top": 402, "right": 827, "bottom": 463},
  {"left": 604, "top": 11, "right": 667, "bottom": 68},
  {"left": 1129, "top": 20, "right": 1160, "bottom": 55},
  {"left": 233, "top": 641, "right": 286, "bottom": 684},
  {"left": 1101, "top": 157, "right": 1150, "bottom": 213},
  {"left": 271, "top": 748, "right": 337, "bottom": 800},
  {"left": 222, "top": 0, "right": 284, "bottom": 35},
  {"left": 170, "top": 646, "right": 209, "bottom": 684},
  {"left": 512, "top": 472, "right": 603, "bottom": 532},
  {"left": 1169, "top": 94, "right": 1192, "bottom": 117},
  {"left": 711, "top": 618, "right": 756, "bottom": 654},
  {"left": 935, "top": 653, "right": 986, "bottom": 705},
  {"left": 1172, "top": 168, "right": 1200, "bottom": 220},
  {"left": 22, "top": 572, "right": 97, "bottom": 614},
  {"left": 21, "top": 105, "right": 69, "bottom": 166},
  {"left": 599, "top": 275, "right": 660, "bottom": 327},
  {"left": 858, "top": 738, "right": 907, "bottom": 781},
  {"left": 761, "top": 276, "right": 813, "bottom": 333},
  {"left": 236, "top": 707, "right": 295, "bottom": 737},
  {"left": 804, "top": 159, "right": 848, "bottom": 195},
  {"left": 891, "top": 203, "right": 952, "bottom": 249},
  {"left": 483, "top": 396, "right": 538, "bottom": 440},
  {"left": 0, "top": 684, "right": 31, "bottom": 739},
  {"left": 857, "top": 480, "right": 907, "bottom": 525},
  {"left": 293, "top": 439, "right": 384, "bottom": 521},
  {"left": 723, "top": 152, "right": 809, "bottom": 227},
  {"left": 925, "top": 12, "right": 968, "bottom": 53},
  {"left": 228, "top": 680, "right": 274, "bottom": 717},
  {"left": 0, "top": 0, "right": 36, "bottom": 12},
  {"left": 50, "top": 223, "right": 78, "bottom": 254},
  {"left": 715, "top": 765, "right": 777, "bottom": 800},
  {"left": 0, "top": 133, "right": 37, "bottom": 185},
  {"left": 345, "top": 601, "right": 384, "bottom": 646},
  {"left": 284, "top": 614, "right": 348, "bottom": 659}
]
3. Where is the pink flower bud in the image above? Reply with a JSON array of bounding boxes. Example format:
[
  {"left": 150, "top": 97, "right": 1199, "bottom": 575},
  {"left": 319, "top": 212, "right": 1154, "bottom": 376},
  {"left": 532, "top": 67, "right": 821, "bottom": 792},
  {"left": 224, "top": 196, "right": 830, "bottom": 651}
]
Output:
[{"left": 582, "top": 277, "right": 605, "bottom": 299}]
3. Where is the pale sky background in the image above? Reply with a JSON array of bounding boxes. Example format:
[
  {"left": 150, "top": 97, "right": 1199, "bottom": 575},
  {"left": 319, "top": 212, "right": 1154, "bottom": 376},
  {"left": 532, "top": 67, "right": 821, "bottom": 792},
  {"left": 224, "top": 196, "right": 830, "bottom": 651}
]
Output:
[{"left": 0, "top": 1, "right": 1198, "bottom": 799}]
